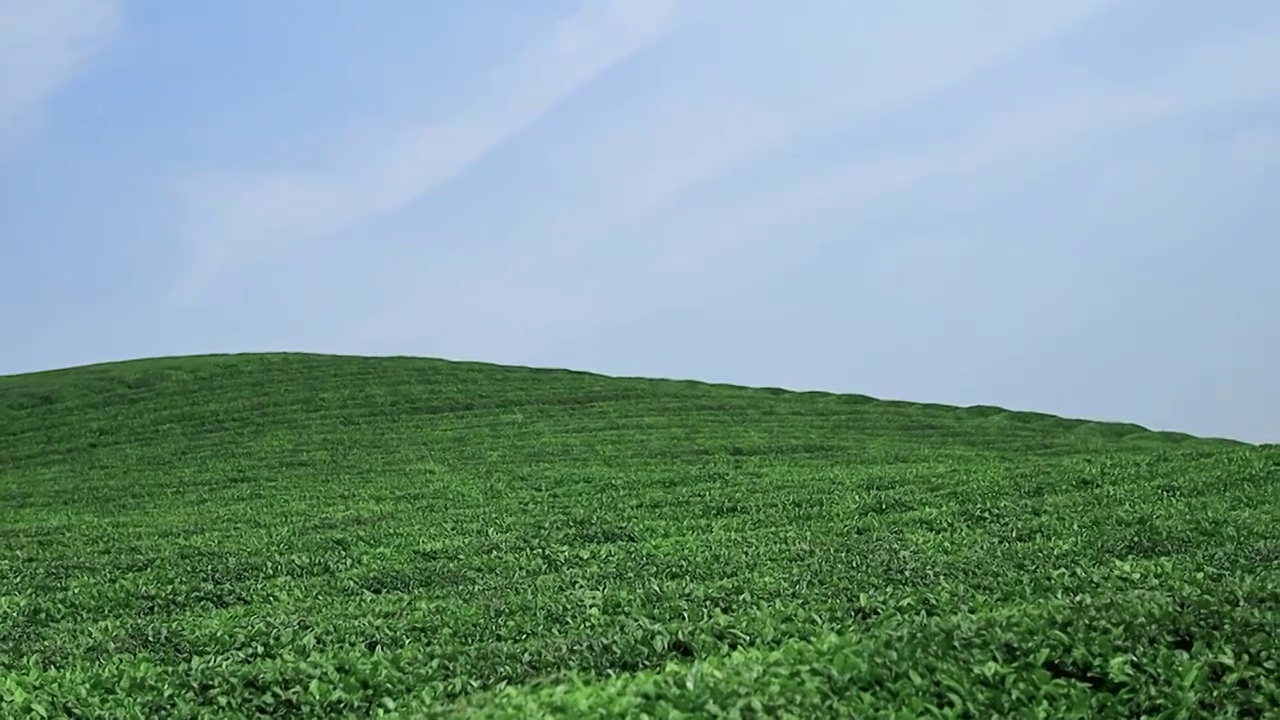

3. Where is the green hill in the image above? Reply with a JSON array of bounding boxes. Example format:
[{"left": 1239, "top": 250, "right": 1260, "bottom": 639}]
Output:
[{"left": 2, "top": 352, "right": 1276, "bottom": 718}]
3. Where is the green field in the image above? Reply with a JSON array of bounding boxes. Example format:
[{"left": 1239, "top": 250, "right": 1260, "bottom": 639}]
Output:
[{"left": 1, "top": 352, "right": 1277, "bottom": 718}]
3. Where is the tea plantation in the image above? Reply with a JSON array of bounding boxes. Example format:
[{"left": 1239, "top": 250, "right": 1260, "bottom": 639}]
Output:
[{"left": 1, "top": 352, "right": 1277, "bottom": 718}]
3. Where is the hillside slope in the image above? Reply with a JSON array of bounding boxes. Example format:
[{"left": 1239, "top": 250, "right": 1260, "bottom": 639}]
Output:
[{"left": 2, "top": 353, "right": 1277, "bottom": 718}]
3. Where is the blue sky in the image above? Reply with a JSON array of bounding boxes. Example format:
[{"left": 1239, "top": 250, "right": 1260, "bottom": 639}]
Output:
[{"left": 2, "top": 0, "right": 1277, "bottom": 443}]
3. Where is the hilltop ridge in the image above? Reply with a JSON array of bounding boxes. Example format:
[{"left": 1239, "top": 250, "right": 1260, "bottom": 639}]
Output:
[{"left": 0, "top": 351, "right": 1247, "bottom": 461}]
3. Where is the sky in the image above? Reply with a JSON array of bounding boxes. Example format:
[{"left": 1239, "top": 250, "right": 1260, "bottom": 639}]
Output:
[{"left": 2, "top": 0, "right": 1277, "bottom": 444}]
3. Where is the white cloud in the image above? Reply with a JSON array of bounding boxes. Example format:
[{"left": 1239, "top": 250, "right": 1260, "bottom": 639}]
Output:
[
  {"left": 352, "top": 3, "right": 1118, "bottom": 319},
  {"left": 539, "top": 0, "right": 1122, "bottom": 259},
  {"left": 349, "top": 1, "right": 1137, "bottom": 352},
  {"left": 173, "top": 0, "right": 677, "bottom": 302},
  {"left": 357, "top": 17, "right": 1280, "bottom": 358},
  {"left": 602, "top": 20, "right": 1280, "bottom": 281},
  {"left": 0, "top": 0, "right": 118, "bottom": 159}
]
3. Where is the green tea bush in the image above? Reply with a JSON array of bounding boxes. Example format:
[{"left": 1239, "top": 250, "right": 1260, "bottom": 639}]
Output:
[{"left": 1, "top": 353, "right": 1276, "bottom": 717}]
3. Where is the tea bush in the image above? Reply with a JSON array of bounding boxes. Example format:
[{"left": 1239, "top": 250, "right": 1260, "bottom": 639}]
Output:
[{"left": 1, "top": 353, "right": 1276, "bottom": 717}]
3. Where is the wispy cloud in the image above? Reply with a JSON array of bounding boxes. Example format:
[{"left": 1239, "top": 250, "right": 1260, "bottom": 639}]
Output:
[
  {"left": 350, "top": 11, "right": 1280, "bottom": 363},
  {"left": 172, "top": 0, "right": 677, "bottom": 302},
  {"left": 0, "top": 0, "right": 118, "bottom": 159},
  {"left": 172, "top": 0, "right": 1121, "bottom": 313},
  {"left": 560, "top": 17, "right": 1280, "bottom": 283},
  {"left": 515, "top": 0, "right": 1123, "bottom": 259},
  {"left": 351, "top": 0, "right": 1137, "bottom": 349}
]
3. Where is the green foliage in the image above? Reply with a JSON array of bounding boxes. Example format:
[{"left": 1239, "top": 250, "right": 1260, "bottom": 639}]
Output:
[{"left": 1, "top": 352, "right": 1276, "bottom": 718}]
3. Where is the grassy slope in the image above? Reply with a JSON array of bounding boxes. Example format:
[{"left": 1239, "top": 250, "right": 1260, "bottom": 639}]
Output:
[{"left": 1, "top": 352, "right": 1277, "bottom": 718}]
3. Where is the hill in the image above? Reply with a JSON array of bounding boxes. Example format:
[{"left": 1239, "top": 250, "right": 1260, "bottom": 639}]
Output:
[{"left": 1, "top": 352, "right": 1277, "bottom": 717}]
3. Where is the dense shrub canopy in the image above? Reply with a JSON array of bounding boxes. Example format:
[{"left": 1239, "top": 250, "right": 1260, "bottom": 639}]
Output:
[{"left": 2, "top": 353, "right": 1277, "bottom": 717}]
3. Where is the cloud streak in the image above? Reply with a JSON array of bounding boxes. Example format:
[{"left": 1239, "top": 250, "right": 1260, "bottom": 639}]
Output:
[
  {"left": 338, "top": 1, "right": 1131, "bottom": 352},
  {"left": 173, "top": 0, "right": 677, "bottom": 301},
  {"left": 0, "top": 0, "right": 118, "bottom": 160},
  {"left": 527, "top": 0, "right": 1123, "bottom": 259},
  {"left": 354, "top": 3, "right": 1280, "bottom": 358},
  {"left": 566, "top": 17, "right": 1280, "bottom": 284}
]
